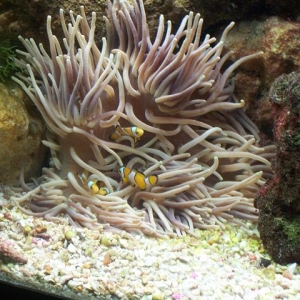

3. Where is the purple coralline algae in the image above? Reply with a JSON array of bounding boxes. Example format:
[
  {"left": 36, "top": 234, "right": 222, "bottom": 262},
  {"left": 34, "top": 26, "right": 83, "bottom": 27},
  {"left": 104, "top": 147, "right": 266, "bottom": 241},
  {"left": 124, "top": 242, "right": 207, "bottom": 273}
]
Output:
[{"left": 255, "top": 71, "right": 300, "bottom": 264}]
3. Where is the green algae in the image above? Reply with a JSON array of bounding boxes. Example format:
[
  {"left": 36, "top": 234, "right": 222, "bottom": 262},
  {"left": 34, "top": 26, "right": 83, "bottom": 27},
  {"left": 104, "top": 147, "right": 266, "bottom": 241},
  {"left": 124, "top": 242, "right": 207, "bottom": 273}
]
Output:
[
  {"left": 0, "top": 45, "right": 20, "bottom": 83},
  {"left": 274, "top": 216, "right": 300, "bottom": 247},
  {"left": 290, "top": 132, "right": 300, "bottom": 146}
]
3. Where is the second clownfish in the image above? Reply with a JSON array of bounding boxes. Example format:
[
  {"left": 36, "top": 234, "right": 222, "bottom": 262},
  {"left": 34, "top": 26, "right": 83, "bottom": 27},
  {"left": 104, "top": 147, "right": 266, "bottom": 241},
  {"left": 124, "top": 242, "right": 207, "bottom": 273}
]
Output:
[
  {"left": 110, "top": 125, "right": 144, "bottom": 143},
  {"left": 119, "top": 167, "right": 158, "bottom": 190},
  {"left": 79, "top": 170, "right": 110, "bottom": 196},
  {"left": 87, "top": 179, "right": 110, "bottom": 196}
]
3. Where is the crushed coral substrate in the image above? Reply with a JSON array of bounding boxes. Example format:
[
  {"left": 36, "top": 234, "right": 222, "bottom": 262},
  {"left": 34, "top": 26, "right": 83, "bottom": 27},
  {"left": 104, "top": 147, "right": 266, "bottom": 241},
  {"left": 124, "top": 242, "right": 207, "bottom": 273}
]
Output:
[{"left": 0, "top": 194, "right": 299, "bottom": 300}]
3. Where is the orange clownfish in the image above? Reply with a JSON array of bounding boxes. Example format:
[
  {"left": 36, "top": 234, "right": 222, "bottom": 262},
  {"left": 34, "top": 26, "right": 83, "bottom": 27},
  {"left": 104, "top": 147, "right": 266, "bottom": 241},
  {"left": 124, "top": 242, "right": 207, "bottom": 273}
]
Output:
[
  {"left": 119, "top": 167, "right": 158, "bottom": 190},
  {"left": 110, "top": 125, "right": 144, "bottom": 142},
  {"left": 87, "top": 179, "right": 110, "bottom": 196},
  {"left": 79, "top": 170, "right": 110, "bottom": 196}
]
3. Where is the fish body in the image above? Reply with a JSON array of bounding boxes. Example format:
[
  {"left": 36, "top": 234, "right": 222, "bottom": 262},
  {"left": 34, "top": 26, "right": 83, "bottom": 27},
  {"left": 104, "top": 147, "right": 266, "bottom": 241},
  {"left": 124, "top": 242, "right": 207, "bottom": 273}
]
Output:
[
  {"left": 119, "top": 166, "right": 158, "bottom": 190},
  {"left": 110, "top": 125, "right": 144, "bottom": 142}
]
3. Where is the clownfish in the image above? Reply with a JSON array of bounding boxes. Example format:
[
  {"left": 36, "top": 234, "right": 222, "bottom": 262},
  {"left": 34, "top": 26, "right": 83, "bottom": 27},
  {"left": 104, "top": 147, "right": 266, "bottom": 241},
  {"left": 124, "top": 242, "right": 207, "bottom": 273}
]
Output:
[
  {"left": 87, "top": 179, "right": 110, "bottom": 196},
  {"left": 79, "top": 170, "right": 110, "bottom": 196},
  {"left": 119, "top": 167, "right": 158, "bottom": 190},
  {"left": 110, "top": 125, "right": 144, "bottom": 142}
]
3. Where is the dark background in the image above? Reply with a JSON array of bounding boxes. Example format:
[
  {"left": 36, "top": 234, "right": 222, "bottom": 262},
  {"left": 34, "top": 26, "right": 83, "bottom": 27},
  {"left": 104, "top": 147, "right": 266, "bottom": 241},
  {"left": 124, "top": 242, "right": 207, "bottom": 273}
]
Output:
[{"left": 0, "top": 281, "right": 61, "bottom": 299}]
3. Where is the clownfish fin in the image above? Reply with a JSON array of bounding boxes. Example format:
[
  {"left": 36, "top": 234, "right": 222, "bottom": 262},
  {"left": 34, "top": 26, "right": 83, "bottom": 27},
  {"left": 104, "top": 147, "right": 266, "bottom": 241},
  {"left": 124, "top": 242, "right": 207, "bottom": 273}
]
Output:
[
  {"left": 98, "top": 187, "right": 110, "bottom": 196},
  {"left": 110, "top": 132, "right": 119, "bottom": 141},
  {"left": 146, "top": 174, "right": 158, "bottom": 186}
]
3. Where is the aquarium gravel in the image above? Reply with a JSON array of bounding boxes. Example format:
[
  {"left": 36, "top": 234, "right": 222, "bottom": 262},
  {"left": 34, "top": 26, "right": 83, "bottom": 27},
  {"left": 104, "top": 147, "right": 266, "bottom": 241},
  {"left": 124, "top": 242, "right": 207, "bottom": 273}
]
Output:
[{"left": 0, "top": 194, "right": 299, "bottom": 300}]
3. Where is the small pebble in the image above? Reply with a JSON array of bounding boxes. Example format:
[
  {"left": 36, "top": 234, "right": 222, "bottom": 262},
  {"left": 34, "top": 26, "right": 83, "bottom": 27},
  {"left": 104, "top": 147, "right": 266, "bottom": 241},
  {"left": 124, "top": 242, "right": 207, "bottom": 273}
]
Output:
[
  {"left": 103, "top": 252, "right": 110, "bottom": 265},
  {"left": 65, "top": 230, "right": 77, "bottom": 241},
  {"left": 288, "top": 262, "right": 297, "bottom": 275},
  {"left": 100, "top": 235, "right": 112, "bottom": 246},
  {"left": 67, "top": 243, "right": 77, "bottom": 253},
  {"left": 282, "top": 269, "right": 293, "bottom": 280},
  {"left": 262, "top": 265, "right": 276, "bottom": 280},
  {"left": 152, "top": 291, "right": 165, "bottom": 300}
]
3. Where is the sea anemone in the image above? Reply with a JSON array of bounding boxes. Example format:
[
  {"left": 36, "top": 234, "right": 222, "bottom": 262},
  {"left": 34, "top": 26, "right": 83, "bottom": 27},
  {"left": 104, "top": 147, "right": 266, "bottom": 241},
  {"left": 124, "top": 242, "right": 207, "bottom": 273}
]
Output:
[{"left": 11, "top": 0, "right": 274, "bottom": 237}]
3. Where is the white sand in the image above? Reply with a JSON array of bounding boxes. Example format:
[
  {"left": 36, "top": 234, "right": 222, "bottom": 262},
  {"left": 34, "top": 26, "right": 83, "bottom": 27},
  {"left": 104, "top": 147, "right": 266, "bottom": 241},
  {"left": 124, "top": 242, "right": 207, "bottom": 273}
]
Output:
[{"left": 0, "top": 193, "right": 299, "bottom": 300}]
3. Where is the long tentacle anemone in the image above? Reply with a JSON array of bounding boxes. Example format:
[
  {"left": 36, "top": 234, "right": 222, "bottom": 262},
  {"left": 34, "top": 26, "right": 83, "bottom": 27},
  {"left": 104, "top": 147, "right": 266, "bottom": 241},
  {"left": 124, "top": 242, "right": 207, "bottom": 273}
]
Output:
[{"left": 11, "top": 0, "right": 274, "bottom": 237}]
